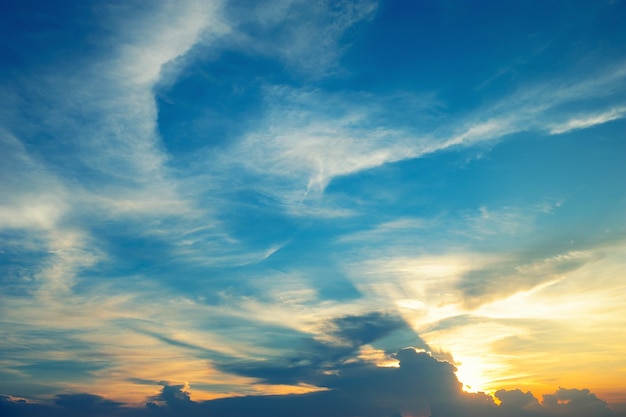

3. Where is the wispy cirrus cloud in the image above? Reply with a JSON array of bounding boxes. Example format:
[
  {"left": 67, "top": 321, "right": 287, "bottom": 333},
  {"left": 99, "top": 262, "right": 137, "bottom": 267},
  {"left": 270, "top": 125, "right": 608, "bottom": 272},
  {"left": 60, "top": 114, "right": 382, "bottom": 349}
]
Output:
[
  {"left": 222, "top": 0, "right": 378, "bottom": 77},
  {"left": 0, "top": 0, "right": 247, "bottom": 402},
  {"left": 1, "top": 0, "right": 625, "bottom": 413},
  {"left": 1, "top": 3, "right": 390, "bottom": 403},
  {"left": 198, "top": 61, "right": 626, "bottom": 213},
  {"left": 0, "top": 1, "right": 249, "bottom": 286},
  {"left": 548, "top": 106, "right": 626, "bottom": 134}
]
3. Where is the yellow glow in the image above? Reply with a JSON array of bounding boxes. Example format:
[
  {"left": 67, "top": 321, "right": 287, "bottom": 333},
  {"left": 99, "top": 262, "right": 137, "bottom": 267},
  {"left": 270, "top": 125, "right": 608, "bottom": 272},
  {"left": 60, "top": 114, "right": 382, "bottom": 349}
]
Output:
[
  {"left": 357, "top": 345, "right": 400, "bottom": 368},
  {"left": 415, "top": 244, "right": 626, "bottom": 408},
  {"left": 250, "top": 383, "right": 327, "bottom": 396},
  {"left": 454, "top": 356, "right": 490, "bottom": 393}
]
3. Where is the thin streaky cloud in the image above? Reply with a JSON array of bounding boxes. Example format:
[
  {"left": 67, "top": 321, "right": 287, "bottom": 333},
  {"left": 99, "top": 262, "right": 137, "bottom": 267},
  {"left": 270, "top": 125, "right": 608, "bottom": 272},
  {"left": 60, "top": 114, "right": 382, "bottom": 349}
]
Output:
[
  {"left": 548, "top": 106, "right": 626, "bottom": 134},
  {"left": 1, "top": 0, "right": 625, "bottom": 414},
  {"left": 202, "top": 61, "right": 626, "bottom": 210}
]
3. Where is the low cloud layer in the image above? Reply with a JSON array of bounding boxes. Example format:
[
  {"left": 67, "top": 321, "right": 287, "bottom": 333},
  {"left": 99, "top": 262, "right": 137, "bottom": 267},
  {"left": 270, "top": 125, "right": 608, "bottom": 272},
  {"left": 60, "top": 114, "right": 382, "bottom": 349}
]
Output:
[{"left": 0, "top": 348, "right": 618, "bottom": 417}]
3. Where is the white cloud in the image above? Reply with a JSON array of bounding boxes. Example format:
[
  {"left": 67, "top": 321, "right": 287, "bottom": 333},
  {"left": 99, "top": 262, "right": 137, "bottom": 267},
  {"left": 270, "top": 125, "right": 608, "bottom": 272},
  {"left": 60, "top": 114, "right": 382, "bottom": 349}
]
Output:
[
  {"left": 0, "top": 0, "right": 271, "bottom": 278},
  {"left": 462, "top": 206, "right": 533, "bottom": 237},
  {"left": 105, "top": 1, "right": 228, "bottom": 86},
  {"left": 442, "top": 118, "right": 516, "bottom": 148},
  {"left": 223, "top": 0, "right": 377, "bottom": 76},
  {"left": 548, "top": 106, "right": 626, "bottom": 134},
  {"left": 0, "top": 1, "right": 217, "bottom": 262},
  {"left": 346, "top": 252, "right": 501, "bottom": 322},
  {"left": 337, "top": 218, "right": 427, "bottom": 244},
  {"left": 207, "top": 87, "right": 430, "bottom": 206},
  {"left": 2, "top": 1, "right": 626, "bottom": 406},
  {"left": 200, "top": 60, "right": 626, "bottom": 213}
]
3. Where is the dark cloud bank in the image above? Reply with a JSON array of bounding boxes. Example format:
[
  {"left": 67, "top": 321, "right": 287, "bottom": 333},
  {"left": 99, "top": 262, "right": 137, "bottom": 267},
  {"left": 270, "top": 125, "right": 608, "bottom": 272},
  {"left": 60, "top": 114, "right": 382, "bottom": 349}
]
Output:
[
  {"left": 1, "top": 313, "right": 622, "bottom": 416},
  {"left": 1, "top": 348, "right": 621, "bottom": 417}
]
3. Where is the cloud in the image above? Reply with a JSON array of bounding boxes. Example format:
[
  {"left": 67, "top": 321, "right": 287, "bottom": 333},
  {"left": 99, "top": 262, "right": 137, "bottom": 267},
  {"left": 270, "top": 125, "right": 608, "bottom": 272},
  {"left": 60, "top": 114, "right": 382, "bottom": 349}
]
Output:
[
  {"left": 337, "top": 218, "right": 428, "bottom": 244},
  {"left": 199, "top": 59, "right": 626, "bottom": 213},
  {"left": 54, "top": 393, "right": 124, "bottom": 415},
  {"left": 1, "top": 349, "right": 620, "bottom": 417},
  {"left": 337, "top": 221, "right": 626, "bottom": 397},
  {"left": 216, "top": 312, "right": 425, "bottom": 386},
  {"left": 222, "top": 0, "right": 378, "bottom": 77},
  {"left": 2, "top": 1, "right": 625, "bottom": 413},
  {"left": 542, "top": 388, "right": 614, "bottom": 417},
  {"left": 456, "top": 249, "right": 596, "bottom": 309},
  {"left": 0, "top": 393, "right": 126, "bottom": 417},
  {"left": 206, "top": 348, "right": 461, "bottom": 417},
  {"left": 108, "top": 1, "right": 227, "bottom": 87},
  {"left": 217, "top": 87, "right": 415, "bottom": 200},
  {"left": 495, "top": 389, "right": 543, "bottom": 413},
  {"left": 0, "top": 0, "right": 214, "bottom": 295},
  {"left": 147, "top": 382, "right": 195, "bottom": 409},
  {"left": 548, "top": 106, "right": 626, "bottom": 134},
  {"left": 0, "top": 0, "right": 276, "bottom": 316},
  {"left": 493, "top": 388, "right": 617, "bottom": 417},
  {"left": 326, "top": 311, "right": 410, "bottom": 348}
]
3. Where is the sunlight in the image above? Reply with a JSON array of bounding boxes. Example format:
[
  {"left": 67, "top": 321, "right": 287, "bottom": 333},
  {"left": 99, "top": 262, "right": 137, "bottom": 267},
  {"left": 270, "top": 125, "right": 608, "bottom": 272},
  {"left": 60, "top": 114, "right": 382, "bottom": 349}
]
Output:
[{"left": 454, "top": 356, "right": 490, "bottom": 394}]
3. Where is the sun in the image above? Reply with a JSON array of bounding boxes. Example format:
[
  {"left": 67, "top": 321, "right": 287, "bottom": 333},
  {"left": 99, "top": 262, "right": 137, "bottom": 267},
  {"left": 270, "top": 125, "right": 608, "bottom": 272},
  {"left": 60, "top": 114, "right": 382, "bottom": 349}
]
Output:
[{"left": 453, "top": 356, "right": 491, "bottom": 394}]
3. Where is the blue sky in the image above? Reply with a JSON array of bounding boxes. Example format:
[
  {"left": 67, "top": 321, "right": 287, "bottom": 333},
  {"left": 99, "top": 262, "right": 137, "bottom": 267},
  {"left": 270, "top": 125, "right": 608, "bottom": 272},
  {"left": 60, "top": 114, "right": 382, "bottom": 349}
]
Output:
[{"left": 1, "top": 1, "right": 626, "bottom": 416}]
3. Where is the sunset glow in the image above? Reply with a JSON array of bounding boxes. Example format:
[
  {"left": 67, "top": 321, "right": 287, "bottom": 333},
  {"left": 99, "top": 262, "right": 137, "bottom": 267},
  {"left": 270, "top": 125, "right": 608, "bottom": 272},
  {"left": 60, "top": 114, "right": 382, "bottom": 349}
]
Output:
[{"left": 1, "top": 1, "right": 625, "bottom": 416}]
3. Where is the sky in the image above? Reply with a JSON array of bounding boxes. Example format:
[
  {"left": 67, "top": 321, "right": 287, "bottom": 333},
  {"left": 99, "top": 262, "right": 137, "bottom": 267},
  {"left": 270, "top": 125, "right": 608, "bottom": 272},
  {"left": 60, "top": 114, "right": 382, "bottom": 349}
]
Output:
[{"left": 1, "top": 1, "right": 625, "bottom": 416}]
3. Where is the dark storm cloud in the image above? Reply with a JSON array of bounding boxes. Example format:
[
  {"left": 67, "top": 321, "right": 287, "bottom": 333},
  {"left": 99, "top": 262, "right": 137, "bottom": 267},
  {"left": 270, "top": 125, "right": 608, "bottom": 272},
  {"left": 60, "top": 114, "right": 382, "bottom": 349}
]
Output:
[{"left": 1, "top": 348, "right": 621, "bottom": 417}]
